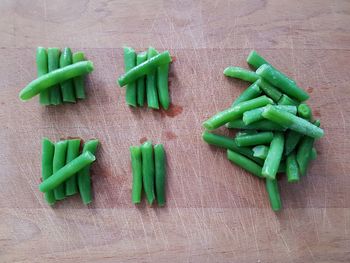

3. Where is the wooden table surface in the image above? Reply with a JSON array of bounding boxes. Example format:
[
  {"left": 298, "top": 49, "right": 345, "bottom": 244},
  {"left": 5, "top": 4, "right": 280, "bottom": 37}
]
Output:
[{"left": 1, "top": 0, "right": 350, "bottom": 262}]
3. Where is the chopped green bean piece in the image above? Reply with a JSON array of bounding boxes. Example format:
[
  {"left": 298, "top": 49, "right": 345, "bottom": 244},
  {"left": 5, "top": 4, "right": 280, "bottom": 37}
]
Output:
[
  {"left": 72, "top": 52, "right": 86, "bottom": 99},
  {"left": 284, "top": 130, "right": 303, "bottom": 156},
  {"left": 141, "top": 141, "right": 155, "bottom": 205},
  {"left": 235, "top": 131, "right": 274, "bottom": 147},
  {"left": 246, "top": 50, "right": 270, "bottom": 69},
  {"left": 227, "top": 150, "right": 263, "bottom": 178},
  {"left": 262, "top": 132, "right": 284, "bottom": 180},
  {"left": 123, "top": 47, "right": 137, "bottom": 107},
  {"left": 311, "top": 147, "right": 317, "bottom": 160},
  {"left": 256, "top": 78, "right": 282, "bottom": 102},
  {"left": 265, "top": 178, "right": 282, "bottom": 211},
  {"left": 65, "top": 139, "right": 81, "bottom": 196},
  {"left": 252, "top": 145, "right": 269, "bottom": 159},
  {"left": 47, "top": 48, "right": 62, "bottom": 105},
  {"left": 297, "top": 103, "right": 312, "bottom": 120},
  {"left": 130, "top": 146, "right": 142, "bottom": 204},
  {"left": 223, "top": 66, "right": 259, "bottom": 82},
  {"left": 37, "top": 47, "right": 50, "bottom": 105},
  {"left": 42, "top": 138, "right": 55, "bottom": 205},
  {"left": 60, "top": 47, "right": 76, "bottom": 103},
  {"left": 52, "top": 141, "right": 68, "bottom": 200},
  {"left": 154, "top": 144, "right": 166, "bottom": 206},
  {"left": 227, "top": 119, "right": 286, "bottom": 131},
  {"left": 231, "top": 81, "right": 262, "bottom": 107},
  {"left": 157, "top": 61, "right": 170, "bottom": 110},
  {"left": 243, "top": 105, "right": 297, "bottom": 125},
  {"left": 136, "top": 52, "right": 147, "bottom": 106},
  {"left": 278, "top": 94, "right": 299, "bottom": 106},
  {"left": 146, "top": 47, "right": 159, "bottom": 109},
  {"left": 286, "top": 152, "right": 299, "bottom": 183}
]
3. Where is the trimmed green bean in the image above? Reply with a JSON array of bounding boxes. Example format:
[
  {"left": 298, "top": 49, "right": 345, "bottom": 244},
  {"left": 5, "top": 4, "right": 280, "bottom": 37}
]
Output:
[
  {"left": 203, "top": 95, "right": 273, "bottom": 130},
  {"left": 130, "top": 146, "right": 142, "bottom": 204},
  {"left": 278, "top": 94, "right": 299, "bottom": 106},
  {"left": 124, "top": 47, "right": 137, "bottom": 107},
  {"left": 42, "top": 138, "right": 56, "bottom": 205},
  {"left": 65, "top": 139, "right": 81, "bottom": 196},
  {"left": 141, "top": 141, "right": 155, "bottom": 205},
  {"left": 298, "top": 103, "right": 312, "bottom": 120},
  {"left": 311, "top": 147, "right": 317, "bottom": 160},
  {"left": 243, "top": 105, "right": 297, "bottom": 125},
  {"left": 252, "top": 145, "right": 269, "bottom": 159},
  {"left": 72, "top": 52, "right": 86, "bottom": 99},
  {"left": 223, "top": 66, "right": 259, "bottom": 82},
  {"left": 262, "top": 105, "right": 324, "bottom": 138},
  {"left": 118, "top": 51, "right": 172, "bottom": 87},
  {"left": 256, "top": 78, "right": 282, "bottom": 102},
  {"left": 262, "top": 132, "right": 284, "bottom": 180},
  {"left": 235, "top": 132, "right": 273, "bottom": 147},
  {"left": 256, "top": 64, "right": 309, "bottom": 101},
  {"left": 146, "top": 47, "right": 159, "bottom": 109},
  {"left": 77, "top": 139, "right": 99, "bottom": 205},
  {"left": 284, "top": 130, "right": 303, "bottom": 156},
  {"left": 60, "top": 47, "right": 76, "bottom": 103},
  {"left": 265, "top": 178, "right": 282, "bottom": 211},
  {"left": 52, "top": 141, "right": 68, "bottom": 200},
  {"left": 19, "top": 61, "right": 94, "bottom": 101},
  {"left": 226, "top": 119, "right": 286, "bottom": 131},
  {"left": 136, "top": 52, "right": 147, "bottom": 106},
  {"left": 231, "top": 81, "right": 261, "bottom": 107},
  {"left": 47, "top": 48, "right": 62, "bottom": 105},
  {"left": 246, "top": 50, "right": 270, "bottom": 69},
  {"left": 157, "top": 61, "right": 170, "bottom": 110},
  {"left": 227, "top": 150, "right": 263, "bottom": 178},
  {"left": 154, "top": 144, "right": 166, "bottom": 206},
  {"left": 37, "top": 47, "right": 50, "bottom": 105},
  {"left": 286, "top": 152, "right": 299, "bottom": 182}
]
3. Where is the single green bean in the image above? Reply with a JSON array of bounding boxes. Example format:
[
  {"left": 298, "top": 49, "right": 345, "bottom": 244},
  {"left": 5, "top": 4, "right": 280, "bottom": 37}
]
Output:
[
  {"left": 37, "top": 47, "right": 50, "bottom": 105},
  {"left": 157, "top": 61, "right": 170, "bottom": 110},
  {"left": 243, "top": 105, "right": 297, "bottom": 125},
  {"left": 154, "top": 144, "right": 166, "bottom": 206},
  {"left": 262, "top": 105, "right": 324, "bottom": 138},
  {"left": 136, "top": 52, "right": 147, "bottom": 106},
  {"left": 227, "top": 150, "right": 263, "bottom": 178},
  {"left": 72, "top": 52, "right": 86, "bottom": 99},
  {"left": 226, "top": 119, "right": 286, "bottom": 131},
  {"left": 235, "top": 132, "right": 274, "bottom": 147},
  {"left": 284, "top": 130, "right": 303, "bottom": 156},
  {"left": 146, "top": 47, "right": 159, "bottom": 109},
  {"left": 223, "top": 66, "right": 259, "bottom": 82},
  {"left": 65, "top": 139, "right": 81, "bottom": 196},
  {"left": 203, "top": 95, "right": 273, "bottom": 130},
  {"left": 141, "top": 141, "right": 155, "bottom": 205},
  {"left": 256, "top": 64, "right": 309, "bottom": 101},
  {"left": 124, "top": 47, "right": 137, "bottom": 107},
  {"left": 265, "top": 178, "right": 282, "bottom": 211},
  {"left": 60, "top": 47, "right": 76, "bottom": 103},
  {"left": 19, "top": 61, "right": 94, "bottom": 101},
  {"left": 118, "top": 51, "right": 172, "bottom": 87},
  {"left": 278, "top": 94, "right": 299, "bottom": 106},
  {"left": 262, "top": 132, "right": 284, "bottom": 180},
  {"left": 77, "top": 139, "right": 99, "bottom": 204},
  {"left": 311, "top": 147, "right": 317, "bottom": 160},
  {"left": 286, "top": 152, "right": 299, "bottom": 183},
  {"left": 42, "top": 138, "right": 55, "bottom": 205},
  {"left": 47, "top": 48, "right": 62, "bottom": 105},
  {"left": 231, "top": 81, "right": 261, "bottom": 107},
  {"left": 256, "top": 78, "right": 282, "bottom": 102},
  {"left": 52, "top": 141, "right": 68, "bottom": 200},
  {"left": 298, "top": 103, "right": 312, "bottom": 120},
  {"left": 252, "top": 145, "right": 269, "bottom": 159},
  {"left": 246, "top": 50, "right": 270, "bottom": 69},
  {"left": 130, "top": 146, "right": 142, "bottom": 204}
]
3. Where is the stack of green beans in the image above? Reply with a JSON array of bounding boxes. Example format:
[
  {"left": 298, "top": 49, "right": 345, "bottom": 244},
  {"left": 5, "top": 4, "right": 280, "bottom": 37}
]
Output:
[
  {"left": 40, "top": 138, "right": 99, "bottom": 205},
  {"left": 118, "top": 47, "right": 172, "bottom": 110},
  {"left": 203, "top": 50, "right": 324, "bottom": 212},
  {"left": 130, "top": 141, "right": 166, "bottom": 206},
  {"left": 19, "top": 47, "right": 92, "bottom": 104}
]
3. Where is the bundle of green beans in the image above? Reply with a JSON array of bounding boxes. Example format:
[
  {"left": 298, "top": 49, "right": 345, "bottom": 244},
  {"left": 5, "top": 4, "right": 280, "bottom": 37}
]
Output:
[
  {"left": 40, "top": 138, "right": 99, "bottom": 205},
  {"left": 202, "top": 50, "right": 324, "bottom": 212},
  {"left": 19, "top": 47, "right": 92, "bottom": 105},
  {"left": 130, "top": 141, "right": 166, "bottom": 206},
  {"left": 118, "top": 46, "right": 172, "bottom": 110}
]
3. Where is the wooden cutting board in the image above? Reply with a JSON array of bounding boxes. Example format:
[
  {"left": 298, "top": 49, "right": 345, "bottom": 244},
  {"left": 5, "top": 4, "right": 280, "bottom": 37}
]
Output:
[{"left": 1, "top": 0, "right": 350, "bottom": 262}]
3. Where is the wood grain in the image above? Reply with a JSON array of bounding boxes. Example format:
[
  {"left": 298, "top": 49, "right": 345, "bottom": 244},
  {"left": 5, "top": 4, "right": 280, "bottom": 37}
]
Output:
[{"left": 1, "top": 0, "right": 350, "bottom": 262}]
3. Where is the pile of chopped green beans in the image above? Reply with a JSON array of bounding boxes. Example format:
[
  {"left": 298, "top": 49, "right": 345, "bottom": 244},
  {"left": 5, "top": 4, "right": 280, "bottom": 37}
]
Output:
[
  {"left": 130, "top": 141, "right": 166, "bottom": 206},
  {"left": 118, "top": 47, "right": 172, "bottom": 110},
  {"left": 202, "top": 50, "right": 324, "bottom": 212},
  {"left": 40, "top": 138, "right": 99, "bottom": 205},
  {"left": 19, "top": 47, "right": 92, "bottom": 105}
]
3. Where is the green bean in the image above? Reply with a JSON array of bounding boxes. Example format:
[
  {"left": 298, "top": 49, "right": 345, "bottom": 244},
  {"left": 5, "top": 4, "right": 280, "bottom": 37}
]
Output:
[
  {"left": 77, "top": 139, "right": 99, "bottom": 205},
  {"left": 130, "top": 146, "right": 142, "bottom": 204},
  {"left": 246, "top": 50, "right": 270, "bottom": 69},
  {"left": 37, "top": 47, "right": 50, "bottom": 105},
  {"left": 262, "top": 132, "right": 284, "bottom": 180},
  {"left": 39, "top": 151, "right": 95, "bottom": 193},
  {"left": 284, "top": 130, "right": 302, "bottom": 156},
  {"left": 286, "top": 152, "right": 299, "bottom": 183},
  {"left": 124, "top": 47, "right": 137, "bottom": 107},
  {"left": 59, "top": 47, "right": 76, "bottom": 103},
  {"left": 65, "top": 139, "right": 81, "bottom": 196},
  {"left": 256, "top": 78, "right": 282, "bottom": 102},
  {"left": 227, "top": 150, "right": 263, "bottom": 178},
  {"left": 311, "top": 147, "right": 317, "bottom": 160},
  {"left": 235, "top": 132, "right": 273, "bottom": 147},
  {"left": 223, "top": 66, "right": 259, "bottom": 82},
  {"left": 146, "top": 47, "right": 159, "bottom": 109},
  {"left": 47, "top": 48, "right": 62, "bottom": 105},
  {"left": 256, "top": 64, "right": 309, "bottom": 101},
  {"left": 41, "top": 138, "right": 55, "bottom": 205},
  {"left": 136, "top": 52, "right": 147, "bottom": 106},
  {"left": 72, "top": 52, "right": 86, "bottom": 99},
  {"left": 243, "top": 105, "right": 297, "bottom": 125},
  {"left": 203, "top": 95, "right": 273, "bottom": 130},
  {"left": 252, "top": 145, "right": 269, "bottom": 159},
  {"left": 298, "top": 103, "right": 312, "bottom": 120},
  {"left": 265, "top": 178, "right": 282, "bottom": 211},
  {"left": 231, "top": 81, "right": 261, "bottom": 107},
  {"left": 52, "top": 141, "right": 68, "bottom": 200},
  {"left": 262, "top": 105, "right": 324, "bottom": 138},
  {"left": 226, "top": 119, "right": 286, "bottom": 131},
  {"left": 141, "top": 141, "right": 155, "bottom": 205},
  {"left": 154, "top": 144, "right": 166, "bottom": 206},
  {"left": 118, "top": 50, "right": 172, "bottom": 87},
  {"left": 278, "top": 94, "right": 299, "bottom": 106},
  {"left": 19, "top": 61, "right": 94, "bottom": 101},
  {"left": 157, "top": 61, "right": 170, "bottom": 110}
]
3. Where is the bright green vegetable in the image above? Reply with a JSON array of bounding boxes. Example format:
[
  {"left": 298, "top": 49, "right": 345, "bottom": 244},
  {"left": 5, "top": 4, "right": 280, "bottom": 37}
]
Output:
[
  {"left": 298, "top": 103, "right": 312, "bottom": 120},
  {"left": 227, "top": 119, "right": 286, "bottom": 131},
  {"left": 146, "top": 47, "right": 159, "bottom": 109},
  {"left": 19, "top": 61, "right": 94, "bottom": 101},
  {"left": 77, "top": 139, "right": 99, "bottom": 205},
  {"left": 311, "top": 147, "right": 317, "bottom": 160},
  {"left": 59, "top": 47, "right": 76, "bottom": 103},
  {"left": 284, "top": 130, "right": 302, "bottom": 156},
  {"left": 72, "top": 52, "right": 86, "bottom": 99},
  {"left": 256, "top": 64, "right": 309, "bottom": 101},
  {"left": 265, "top": 178, "right": 282, "bottom": 211},
  {"left": 252, "top": 145, "right": 269, "bottom": 159},
  {"left": 227, "top": 150, "right": 263, "bottom": 178},
  {"left": 136, "top": 52, "right": 147, "bottom": 106},
  {"left": 124, "top": 47, "right": 137, "bottom": 107},
  {"left": 154, "top": 144, "right": 166, "bottom": 206},
  {"left": 141, "top": 141, "right": 155, "bottom": 205},
  {"left": 41, "top": 138, "right": 55, "bottom": 205},
  {"left": 37, "top": 47, "right": 50, "bottom": 105},
  {"left": 157, "top": 61, "right": 170, "bottom": 110},
  {"left": 65, "top": 139, "right": 81, "bottom": 196},
  {"left": 47, "top": 48, "right": 62, "bottom": 105},
  {"left": 246, "top": 50, "right": 270, "bottom": 69},
  {"left": 223, "top": 66, "right": 259, "bottom": 82},
  {"left": 243, "top": 105, "right": 297, "bottom": 125},
  {"left": 278, "top": 94, "right": 298, "bottom": 106},
  {"left": 52, "top": 141, "right": 68, "bottom": 200},
  {"left": 262, "top": 105, "right": 324, "bottom": 138},
  {"left": 203, "top": 95, "right": 273, "bottom": 130},
  {"left": 262, "top": 132, "right": 284, "bottom": 180},
  {"left": 235, "top": 131, "right": 274, "bottom": 147},
  {"left": 118, "top": 51, "right": 172, "bottom": 87},
  {"left": 39, "top": 151, "right": 96, "bottom": 193},
  {"left": 256, "top": 78, "right": 282, "bottom": 102},
  {"left": 231, "top": 81, "right": 261, "bottom": 107},
  {"left": 286, "top": 152, "right": 299, "bottom": 182},
  {"left": 130, "top": 146, "right": 142, "bottom": 204}
]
